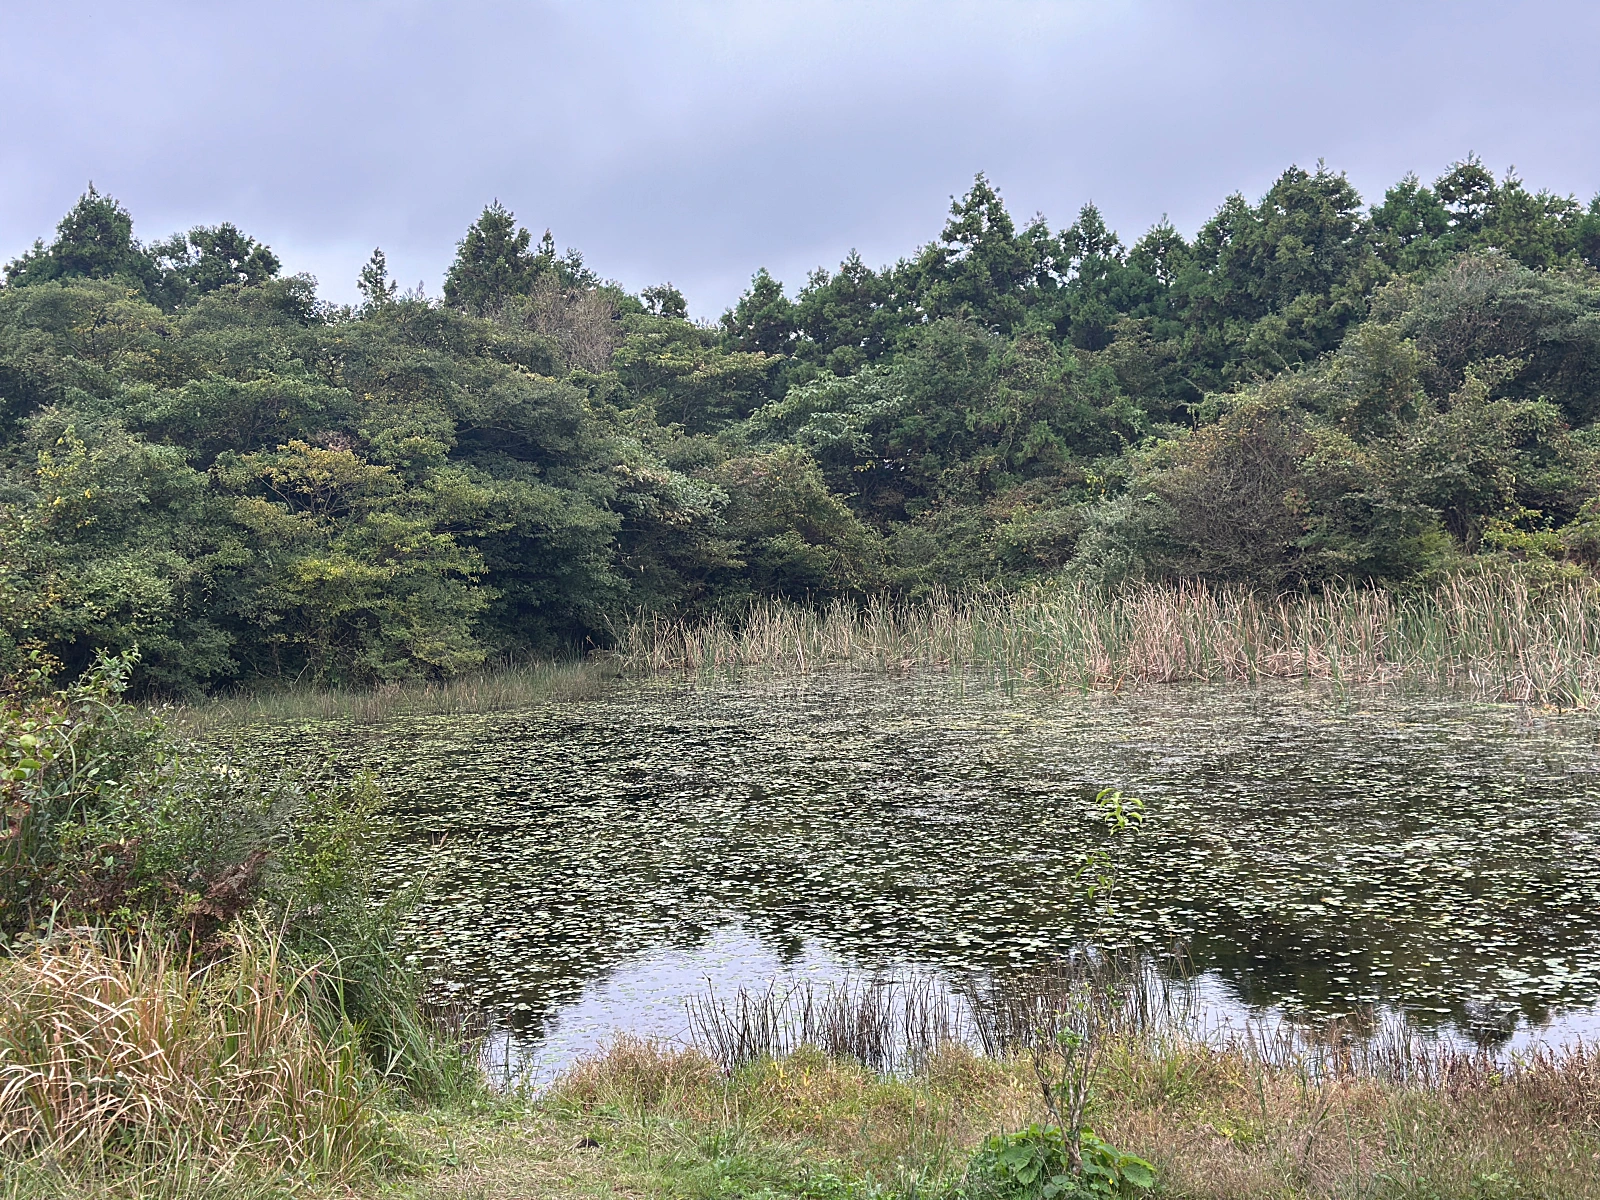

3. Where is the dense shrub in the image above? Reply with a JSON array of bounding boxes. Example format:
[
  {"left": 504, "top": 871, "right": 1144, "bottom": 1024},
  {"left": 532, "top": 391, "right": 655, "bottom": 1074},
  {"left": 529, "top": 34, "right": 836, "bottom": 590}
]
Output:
[{"left": 0, "top": 650, "right": 475, "bottom": 1116}]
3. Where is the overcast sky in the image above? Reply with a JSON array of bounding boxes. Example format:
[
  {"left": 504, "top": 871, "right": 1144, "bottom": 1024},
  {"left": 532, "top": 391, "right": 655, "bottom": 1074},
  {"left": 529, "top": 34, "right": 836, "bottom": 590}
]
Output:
[{"left": 3, "top": 1, "right": 1597, "bottom": 317}]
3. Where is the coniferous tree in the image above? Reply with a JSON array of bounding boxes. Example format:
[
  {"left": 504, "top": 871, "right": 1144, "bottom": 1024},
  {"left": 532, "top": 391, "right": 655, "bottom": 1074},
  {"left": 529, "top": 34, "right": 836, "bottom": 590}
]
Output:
[
  {"left": 357, "top": 246, "right": 398, "bottom": 309},
  {"left": 4, "top": 185, "right": 157, "bottom": 292},
  {"left": 443, "top": 201, "right": 540, "bottom": 314}
]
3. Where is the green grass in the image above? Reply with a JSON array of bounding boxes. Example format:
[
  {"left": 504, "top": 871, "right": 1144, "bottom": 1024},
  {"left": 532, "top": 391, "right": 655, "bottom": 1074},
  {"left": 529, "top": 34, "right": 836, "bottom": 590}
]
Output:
[
  {"left": 367, "top": 1034, "right": 1600, "bottom": 1200},
  {"left": 0, "top": 928, "right": 419, "bottom": 1197},
  {"left": 167, "top": 658, "right": 616, "bottom": 731}
]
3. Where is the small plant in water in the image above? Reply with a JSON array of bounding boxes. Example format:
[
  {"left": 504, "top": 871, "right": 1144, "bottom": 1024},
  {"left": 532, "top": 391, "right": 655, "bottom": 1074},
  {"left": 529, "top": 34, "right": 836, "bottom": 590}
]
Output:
[{"left": 1073, "top": 788, "right": 1145, "bottom": 920}]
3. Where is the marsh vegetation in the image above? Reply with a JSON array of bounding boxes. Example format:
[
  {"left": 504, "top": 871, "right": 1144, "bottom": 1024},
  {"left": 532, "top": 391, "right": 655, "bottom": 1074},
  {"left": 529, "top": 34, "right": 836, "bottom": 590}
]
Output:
[
  {"left": 9, "top": 647, "right": 1600, "bottom": 1197},
  {"left": 421, "top": 1030, "right": 1600, "bottom": 1200},
  {"left": 614, "top": 574, "right": 1600, "bottom": 706},
  {"left": 5, "top": 157, "right": 1600, "bottom": 1195}
]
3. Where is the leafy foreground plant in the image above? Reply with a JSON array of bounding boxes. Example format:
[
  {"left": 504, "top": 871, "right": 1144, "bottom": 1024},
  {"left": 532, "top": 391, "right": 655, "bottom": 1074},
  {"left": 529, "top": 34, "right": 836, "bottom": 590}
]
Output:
[
  {"left": 2, "top": 648, "right": 476, "bottom": 1097},
  {"left": 969, "top": 1123, "right": 1153, "bottom": 1199},
  {"left": 965, "top": 789, "right": 1154, "bottom": 1198}
]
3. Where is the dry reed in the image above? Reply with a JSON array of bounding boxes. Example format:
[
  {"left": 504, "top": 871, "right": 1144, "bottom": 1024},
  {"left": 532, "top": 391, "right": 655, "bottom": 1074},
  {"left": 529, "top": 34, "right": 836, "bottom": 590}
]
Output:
[
  {"left": 612, "top": 575, "right": 1600, "bottom": 705},
  {"left": 0, "top": 929, "right": 400, "bottom": 1182}
]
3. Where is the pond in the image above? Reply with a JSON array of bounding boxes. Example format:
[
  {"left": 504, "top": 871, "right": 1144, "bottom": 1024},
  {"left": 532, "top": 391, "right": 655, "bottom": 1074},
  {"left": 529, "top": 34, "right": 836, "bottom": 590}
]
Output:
[{"left": 254, "top": 672, "right": 1600, "bottom": 1075}]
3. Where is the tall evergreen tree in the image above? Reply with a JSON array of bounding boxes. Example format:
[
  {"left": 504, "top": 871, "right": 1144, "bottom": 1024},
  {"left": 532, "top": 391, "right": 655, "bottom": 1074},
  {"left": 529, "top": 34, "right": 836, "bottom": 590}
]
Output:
[
  {"left": 4, "top": 185, "right": 157, "bottom": 291},
  {"left": 357, "top": 246, "right": 398, "bottom": 309},
  {"left": 443, "top": 201, "right": 540, "bottom": 314}
]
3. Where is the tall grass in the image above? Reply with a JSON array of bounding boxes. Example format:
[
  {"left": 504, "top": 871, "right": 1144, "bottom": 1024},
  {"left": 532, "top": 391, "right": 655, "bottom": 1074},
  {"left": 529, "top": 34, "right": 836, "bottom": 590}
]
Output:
[
  {"left": 687, "top": 974, "right": 969, "bottom": 1073},
  {"left": 613, "top": 575, "right": 1600, "bottom": 705},
  {"left": 531, "top": 1030, "right": 1600, "bottom": 1200},
  {"left": 0, "top": 928, "right": 409, "bottom": 1189}
]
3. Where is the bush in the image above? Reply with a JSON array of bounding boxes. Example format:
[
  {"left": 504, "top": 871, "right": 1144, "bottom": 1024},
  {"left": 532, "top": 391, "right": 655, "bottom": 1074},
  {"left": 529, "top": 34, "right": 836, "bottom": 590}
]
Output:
[
  {"left": 1, "top": 650, "right": 276, "bottom": 945},
  {"left": 0, "top": 646, "right": 482, "bottom": 1185}
]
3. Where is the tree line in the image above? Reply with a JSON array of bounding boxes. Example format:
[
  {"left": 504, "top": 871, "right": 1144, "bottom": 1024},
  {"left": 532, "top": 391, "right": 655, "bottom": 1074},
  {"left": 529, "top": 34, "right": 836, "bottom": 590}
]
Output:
[{"left": 3, "top": 159, "right": 1599, "bottom": 691}]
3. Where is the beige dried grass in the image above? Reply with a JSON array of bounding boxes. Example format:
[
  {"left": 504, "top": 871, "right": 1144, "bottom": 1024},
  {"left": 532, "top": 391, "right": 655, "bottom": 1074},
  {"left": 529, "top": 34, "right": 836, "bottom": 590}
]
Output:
[
  {"left": 613, "top": 575, "right": 1600, "bottom": 705},
  {"left": 0, "top": 928, "right": 399, "bottom": 1182}
]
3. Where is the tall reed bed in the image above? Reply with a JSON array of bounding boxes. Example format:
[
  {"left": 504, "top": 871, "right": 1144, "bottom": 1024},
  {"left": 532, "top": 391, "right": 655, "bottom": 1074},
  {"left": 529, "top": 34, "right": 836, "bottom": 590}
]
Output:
[
  {"left": 613, "top": 575, "right": 1600, "bottom": 705},
  {"left": 0, "top": 929, "right": 407, "bottom": 1190}
]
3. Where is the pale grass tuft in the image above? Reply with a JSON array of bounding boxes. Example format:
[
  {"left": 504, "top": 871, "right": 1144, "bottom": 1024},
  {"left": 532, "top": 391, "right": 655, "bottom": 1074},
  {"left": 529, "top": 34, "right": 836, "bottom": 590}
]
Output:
[
  {"left": 0, "top": 929, "right": 399, "bottom": 1183},
  {"left": 171, "top": 658, "right": 614, "bottom": 731},
  {"left": 550, "top": 1035, "right": 720, "bottom": 1111}
]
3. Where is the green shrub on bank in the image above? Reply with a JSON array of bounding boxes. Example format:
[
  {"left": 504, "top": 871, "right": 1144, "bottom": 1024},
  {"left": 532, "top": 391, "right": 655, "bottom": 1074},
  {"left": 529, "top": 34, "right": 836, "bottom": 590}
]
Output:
[
  {"left": 968, "top": 1124, "right": 1154, "bottom": 1199},
  {"left": 1, "top": 650, "right": 276, "bottom": 945},
  {"left": 0, "top": 648, "right": 481, "bottom": 1187}
]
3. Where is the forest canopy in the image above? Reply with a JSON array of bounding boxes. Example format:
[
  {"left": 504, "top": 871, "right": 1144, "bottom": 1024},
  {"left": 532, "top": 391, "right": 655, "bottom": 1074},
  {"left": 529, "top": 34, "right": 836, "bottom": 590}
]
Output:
[{"left": 3, "top": 162, "right": 1600, "bottom": 691}]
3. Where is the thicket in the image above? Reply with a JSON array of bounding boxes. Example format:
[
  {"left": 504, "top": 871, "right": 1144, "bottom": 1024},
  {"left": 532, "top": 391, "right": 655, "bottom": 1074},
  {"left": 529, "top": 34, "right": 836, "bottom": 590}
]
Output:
[
  {"left": 0, "top": 652, "right": 474, "bottom": 1189},
  {"left": 2, "top": 160, "right": 1600, "bottom": 693}
]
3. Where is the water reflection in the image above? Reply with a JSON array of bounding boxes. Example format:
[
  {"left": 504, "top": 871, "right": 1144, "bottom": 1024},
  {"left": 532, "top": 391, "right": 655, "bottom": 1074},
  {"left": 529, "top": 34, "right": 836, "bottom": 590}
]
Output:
[
  {"left": 482, "top": 925, "right": 1600, "bottom": 1085},
  {"left": 282, "top": 672, "right": 1600, "bottom": 1059}
]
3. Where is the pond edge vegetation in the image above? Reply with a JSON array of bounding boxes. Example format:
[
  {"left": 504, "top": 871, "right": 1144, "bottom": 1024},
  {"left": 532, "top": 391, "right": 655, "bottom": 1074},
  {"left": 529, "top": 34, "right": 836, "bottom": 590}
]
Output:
[
  {"left": 170, "top": 571, "right": 1600, "bottom": 730},
  {"left": 611, "top": 572, "right": 1600, "bottom": 708},
  {"left": 6, "top": 153, "right": 1600, "bottom": 1193},
  {"left": 8, "top": 659, "right": 1600, "bottom": 1198}
]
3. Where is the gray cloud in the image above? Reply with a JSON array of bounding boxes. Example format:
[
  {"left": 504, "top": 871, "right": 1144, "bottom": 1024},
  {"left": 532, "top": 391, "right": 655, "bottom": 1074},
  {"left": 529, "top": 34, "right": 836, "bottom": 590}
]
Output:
[{"left": 3, "top": 0, "right": 1596, "bottom": 316}]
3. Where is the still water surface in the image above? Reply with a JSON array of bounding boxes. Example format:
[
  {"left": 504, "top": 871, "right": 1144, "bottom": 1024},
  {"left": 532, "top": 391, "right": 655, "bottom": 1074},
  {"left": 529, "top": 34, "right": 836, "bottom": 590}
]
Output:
[{"left": 288, "top": 673, "right": 1600, "bottom": 1072}]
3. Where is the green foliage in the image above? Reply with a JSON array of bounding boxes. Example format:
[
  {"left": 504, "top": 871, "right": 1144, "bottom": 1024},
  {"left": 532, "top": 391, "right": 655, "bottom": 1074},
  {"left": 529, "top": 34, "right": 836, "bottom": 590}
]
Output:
[
  {"left": 443, "top": 202, "right": 594, "bottom": 316},
  {"left": 969, "top": 1123, "right": 1154, "bottom": 1199},
  {"left": 443, "top": 201, "right": 539, "bottom": 315},
  {"left": 0, "top": 648, "right": 475, "bottom": 1104},
  {"left": 3, "top": 164, "right": 1599, "bottom": 696},
  {"left": 0, "top": 649, "right": 273, "bottom": 940},
  {"left": 709, "top": 446, "right": 883, "bottom": 601},
  {"left": 977, "top": 788, "right": 1154, "bottom": 1200},
  {"left": 4, "top": 187, "right": 160, "bottom": 297},
  {"left": 1074, "top": 788, "right": 1145, "bottom": 914}
]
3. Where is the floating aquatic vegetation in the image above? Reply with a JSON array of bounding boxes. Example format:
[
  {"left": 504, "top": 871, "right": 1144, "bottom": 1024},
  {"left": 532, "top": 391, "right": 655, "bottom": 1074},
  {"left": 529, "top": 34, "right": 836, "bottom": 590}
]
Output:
[{"left": 242, "top": 673, "right": 1600, "bottom": 1048}]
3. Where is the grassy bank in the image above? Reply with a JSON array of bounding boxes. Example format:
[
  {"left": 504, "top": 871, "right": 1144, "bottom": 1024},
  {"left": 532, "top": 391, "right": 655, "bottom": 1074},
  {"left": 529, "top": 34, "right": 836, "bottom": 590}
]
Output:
[
  {"left": 613, "top": 575, "right": 1600, "bottom": 706},
  {"left": 5, "top": 947, "right": 1596, "bottom": 1200},
  {"left": 168, "top": 658, "right": 615, "bottom": 731},
  {"left": 0, "top": 652, "right": 479, "bottom": 1196},
  {"left": 376, "top": 1030, "right": 1600, "bottom": 1200},
  {"left": 167, "top": 573, "right": 1600, "bottom": 730}
]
